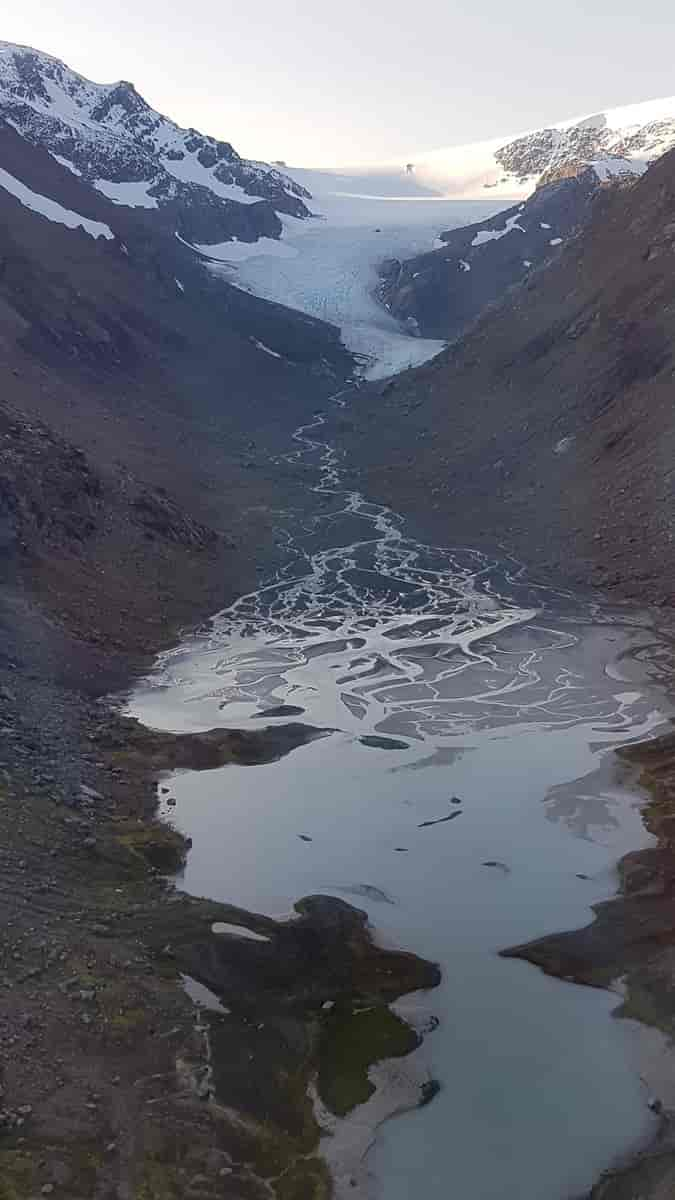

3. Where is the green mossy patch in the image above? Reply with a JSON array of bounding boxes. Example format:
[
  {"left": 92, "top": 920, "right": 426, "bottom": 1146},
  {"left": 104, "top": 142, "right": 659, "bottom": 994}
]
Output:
[
  {"left": 116, "top": 821, "right": 187, "bottom": 872},
  {"left": 135, "top": 1157, "right": 181, "bottom": 1199},
  {"left": 276, "top": 1156, "right": 332, "bottom": 1200},
  {"left": 0, "top": 1150, "right": 34, "bottom": 1200},
  {"left": 0, "top": 1144, "right": 103, "bottom": 1200},
  {"left": 318, "top": 1003, "right": 419, "bottom": 1116}
]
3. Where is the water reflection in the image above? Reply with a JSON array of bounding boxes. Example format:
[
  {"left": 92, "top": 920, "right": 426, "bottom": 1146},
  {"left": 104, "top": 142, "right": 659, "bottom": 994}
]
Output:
[{"left": 127, "top": 413, "right": 675, "bottom": 1200}]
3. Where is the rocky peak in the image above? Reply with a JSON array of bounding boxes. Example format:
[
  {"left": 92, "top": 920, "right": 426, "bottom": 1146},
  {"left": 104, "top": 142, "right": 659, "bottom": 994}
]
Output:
[
  {"left": 494, "top": 106, "right": 675, "bottom": 191},
  {"left": 90, "top": 81, "right": 148, "bottom": 124},
  {"left": 0, "top": 41, "right": 312, "bottom": 245}
]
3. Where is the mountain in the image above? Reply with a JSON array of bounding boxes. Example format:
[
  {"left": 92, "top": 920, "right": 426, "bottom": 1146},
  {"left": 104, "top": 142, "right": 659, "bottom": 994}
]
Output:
[
  {"left": 0, "top": 41, "right": 312, "bottom": 245},
  {"left": 358, "top": 100, "right": 675, "bottom": 347},
  {"left": 189, "top": 95, "right": 675, "bottom": 373},
  {"left": 0, "top": 110, "right": 354, "bottom": 654},
  {"left": 288, "top": 96, "right": 675, "bottom": 201},
  {"left": 329, "top": 144, "right": 675, "bottom": 607},
  {"left": 377, "top": 170, "right": 600, "bottom": 339}
]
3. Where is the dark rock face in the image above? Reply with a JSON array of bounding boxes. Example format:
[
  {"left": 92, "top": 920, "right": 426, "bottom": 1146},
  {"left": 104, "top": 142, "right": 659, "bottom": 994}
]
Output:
[
  {"left": 0, "top": 113, "right": 354, "bottom": 672},
  {"left": 495, "top": 128, "right": 560, "bottom": 181},
  {"left": 378, "top": 170, "right": 600, "bottom": 339},
  {"left": 0, "top": 409, "right": 103, "bottom": 562},
  {"left": 493, "top": 110, "right": 675, "bottom": 190},
  {"left": 0, "top": 118, "right": 351, "bottom": 377},
  {"left": 334, "top": 146, "right": 675, "bottom": 610},
  {"left": 131, "top": 489, "right": 220, "bottom": 549},
  {"left": 496, "top": 118, "right": 612, "bottom": 184},
  {"left": 0, "top": 42, "right": 311, "bottom": 245}
]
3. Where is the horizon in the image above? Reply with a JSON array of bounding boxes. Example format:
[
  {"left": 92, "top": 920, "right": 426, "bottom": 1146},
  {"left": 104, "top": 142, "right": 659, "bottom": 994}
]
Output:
[
  {"left": 3, "top": 0, "right": 675, "bottom": 166},
  {"left": 3, "top": 34, "right": 675, "bottom": 171}
]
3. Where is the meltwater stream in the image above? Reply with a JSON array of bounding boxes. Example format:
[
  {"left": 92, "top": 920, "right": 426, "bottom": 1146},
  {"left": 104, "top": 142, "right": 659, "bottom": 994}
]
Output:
[{"left": 129, "top": 413, "right": 674, "bottom": 1200}]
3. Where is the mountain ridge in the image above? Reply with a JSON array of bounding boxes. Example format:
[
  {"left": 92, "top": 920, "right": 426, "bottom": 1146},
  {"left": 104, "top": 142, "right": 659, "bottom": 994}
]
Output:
[
  {"left": 377, "top": 170, "right": 601, "bottom": 339},
  {"left": 0, "top": 40, "right": 312, "bottom": 245},
  {"left": 329, "top": 143, "right": 675, "bottom": 607},
  {"left": 288, "top": 95, "right": 675, "bottom": 201}
]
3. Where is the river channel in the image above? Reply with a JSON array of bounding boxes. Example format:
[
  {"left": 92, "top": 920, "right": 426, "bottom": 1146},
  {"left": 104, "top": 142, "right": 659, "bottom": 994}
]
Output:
[{"left": 128, "top": 411, "right": 674, "bottom": 1200}]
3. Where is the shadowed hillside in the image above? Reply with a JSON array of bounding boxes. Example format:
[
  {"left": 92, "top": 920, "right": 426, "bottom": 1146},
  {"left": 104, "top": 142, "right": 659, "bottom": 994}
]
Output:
[{"left": 332, "top": 148, "right": 675, "bottom": 606}]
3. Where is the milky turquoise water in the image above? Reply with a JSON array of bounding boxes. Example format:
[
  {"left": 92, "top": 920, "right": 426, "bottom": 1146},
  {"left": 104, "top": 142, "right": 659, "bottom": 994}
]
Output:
[{"left": 128, "top": 414, "right": 673, "bottom": 1199}]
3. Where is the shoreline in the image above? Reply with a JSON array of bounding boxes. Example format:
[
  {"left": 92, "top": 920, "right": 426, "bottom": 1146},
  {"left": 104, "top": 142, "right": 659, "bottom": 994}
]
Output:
[
  {"left": 2, "top": 391, "right": 674, "bottom": 1197},
  {"left": 504, "top": 725, "right": 675, "bottom": 1197},
  {"left": 120, "top": 608, "right": 675, "bottom": 1200},
  {"left": 3, "top": 575, "right": 673, "bottom": 1200},
  {"left": 0, "top": 682, "right": 442, "bottom": 1199}
]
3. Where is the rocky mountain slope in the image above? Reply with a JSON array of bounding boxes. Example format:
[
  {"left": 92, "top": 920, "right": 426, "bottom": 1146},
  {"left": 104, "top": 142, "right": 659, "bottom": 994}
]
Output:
[
  {"left": 378, "top": 169, "right": 600, "bottom": 338},
  {"left": 0, "top": 113, "right": 354, "bottom": 664},
  {"left": 331, "top": 144, "right": 675, "bottom": 608},
  {"left": 2, "top": 45, "right": 675, "bottom": 1200},
  {"left": 0, "top": 40, "right": 312, "bottom": 245},
  {"left": 0, "top": 101, "right": 435, "bottom": 1200},
  {"left": 492, "top": 100, "right": 675, "bottom": 190}
]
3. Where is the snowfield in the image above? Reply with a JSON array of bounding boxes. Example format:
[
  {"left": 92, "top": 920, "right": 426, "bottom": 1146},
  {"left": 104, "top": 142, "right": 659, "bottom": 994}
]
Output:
[
  {"left": 204, "top": 181, "right": 501, "bottom": 378},
  {"left": 288, "top": 95, "right": 675, "bottom": 204},
  {"left": 93, "top": 178, "right": 159, "bottom": 208},
  {"left": 0, "top": 166, "right": 114, "bottom": 239}
]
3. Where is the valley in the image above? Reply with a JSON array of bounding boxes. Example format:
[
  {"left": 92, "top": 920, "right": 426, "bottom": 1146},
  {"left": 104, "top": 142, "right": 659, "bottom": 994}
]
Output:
[
  {"left": 1, "top": 37, "right": 675, "bottom": 1200},
  {"left": 127, "top": 411, "right": 674, "bottom": 1200},
  {"left": 198, "top": 187, "right": 498, "bottom": 376}
]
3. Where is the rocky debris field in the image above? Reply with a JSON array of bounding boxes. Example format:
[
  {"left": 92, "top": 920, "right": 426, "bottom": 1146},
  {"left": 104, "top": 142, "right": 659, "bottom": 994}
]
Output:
[{"left": 0, "top": 660, "right": 440, "bottom": 1200}]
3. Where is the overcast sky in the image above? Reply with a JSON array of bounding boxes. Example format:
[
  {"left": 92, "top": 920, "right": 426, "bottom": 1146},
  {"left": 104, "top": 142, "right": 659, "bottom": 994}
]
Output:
[{"left": 4, "top": 1, "right": 675, "bottom": 166}]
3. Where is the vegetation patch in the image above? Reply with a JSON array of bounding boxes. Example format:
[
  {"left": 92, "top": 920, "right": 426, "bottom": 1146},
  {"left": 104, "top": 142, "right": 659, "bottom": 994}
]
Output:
[
  {"left": 276, "top": 1156, "right": 332, "bottom": 1200},
  {"left": 0, "top": 1143, "right": 103, "bottom": 1200},
  {"left": 318, "top": 1003, "right": 419, "bottom": 1116},
  {"left": 0, "top": 1150, "right": 34, "bottom": 1200},
  {"left": 116, "top": 821, "right": 188, "bottom": 872},
  {"left": 136, "top": 1156, "right": 181, "bottom": 1200}
]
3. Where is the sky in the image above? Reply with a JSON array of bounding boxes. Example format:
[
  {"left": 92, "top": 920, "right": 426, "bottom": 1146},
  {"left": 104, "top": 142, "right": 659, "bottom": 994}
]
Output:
[{"left": 3, "top": 1, "right": 675, "bottom": 166}]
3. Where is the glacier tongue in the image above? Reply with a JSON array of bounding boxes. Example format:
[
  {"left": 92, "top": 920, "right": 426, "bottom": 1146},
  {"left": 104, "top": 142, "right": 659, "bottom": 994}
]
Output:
[{"left": 203, "top": 182, "right": 502, "bottom": 379}]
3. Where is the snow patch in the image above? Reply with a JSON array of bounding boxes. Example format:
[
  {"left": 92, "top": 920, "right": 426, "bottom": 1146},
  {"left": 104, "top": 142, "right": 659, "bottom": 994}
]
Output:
[
  {"left": 523, "top": 260, "right": 532, "bottom": 267},
  {"left": 181, "top": 974, "right": 229, "bottom": 1014},
  {"left": 0, "top": 167, "right": 113, "bottom": 239},
  {"left": 471, "top": 213, "right": 525, "bottom": 246},
  {"left": 51, "top": 153, "right": 81, "bottom": 175},
  {"left": 211, "top": 922, "right": 271, "bottom": 942},
  {"left": 162, "top": 155, "right": 262, "bottom": 205},
  {"left": 94, "top": 178, "right": 159, "bottom": 208},
  {"left": 175, "top": 278, "right": 185, "bottom": 293},
  {"left": 197, "top": 237, "right": 297, "bottom": 262},
  {"left": 549, "top": 237, "right": 563, "bottom": 246},
  {"left": 459, "top": 259, "right": 471, "bottom": 272},
  {"left": 540, "top": 223, "right": 551, "bottom": 229},
  {"left": 592, "top": 156, "right": 647, "bottom": 182},
  {"left": 251, "top": 337, "right": 283, "bottom": 359}
]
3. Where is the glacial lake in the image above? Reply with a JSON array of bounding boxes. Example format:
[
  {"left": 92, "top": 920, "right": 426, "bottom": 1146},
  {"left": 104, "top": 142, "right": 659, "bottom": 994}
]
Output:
[{"left": 128, "top": 413, "right": 674, "bottom": 1200}]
